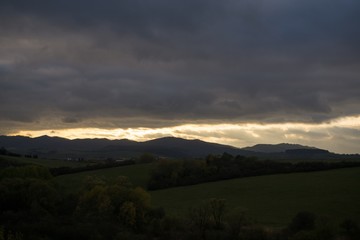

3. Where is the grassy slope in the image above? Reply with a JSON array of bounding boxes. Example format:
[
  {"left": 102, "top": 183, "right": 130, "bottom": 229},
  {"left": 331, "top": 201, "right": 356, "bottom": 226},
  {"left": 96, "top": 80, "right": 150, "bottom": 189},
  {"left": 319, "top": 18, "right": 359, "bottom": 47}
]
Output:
[
  {"left": 54, "top": 163, "right": 153, "bottom": 193},
  {"left": 151, "top": 167, "right": 360, "bottom": 227},
  {"left": 54, "top": 162, "right": 360, "bottom": 227},
  {"left": 5, "top": 152, "right": 360, "bottom": 227}
]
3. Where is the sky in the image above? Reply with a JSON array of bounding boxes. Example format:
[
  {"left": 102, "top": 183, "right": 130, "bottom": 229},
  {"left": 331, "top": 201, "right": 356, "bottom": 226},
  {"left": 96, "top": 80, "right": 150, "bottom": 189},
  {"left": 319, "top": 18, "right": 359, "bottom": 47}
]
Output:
[{"left": 1, "top": 0, "right": 360, "bottom": 153}]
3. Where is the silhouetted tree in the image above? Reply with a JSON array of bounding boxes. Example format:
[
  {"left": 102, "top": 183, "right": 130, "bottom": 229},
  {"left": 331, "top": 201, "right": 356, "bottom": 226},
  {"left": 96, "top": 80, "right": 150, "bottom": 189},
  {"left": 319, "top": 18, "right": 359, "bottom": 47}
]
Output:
[
  {"left": 340, "top": 219, "right": 360, "bottom": 240},
  {"left": 138, "top": 153, "right": 156, "bottom": 163},
  {"left": 189, "top": 201, "right": 212, "bottom": 240},
  {"left": 209, "top": 198, "right": 226, "bottom": 229},
  {"left": 288, "top": 211, "right": 316, "bottom": 234}
]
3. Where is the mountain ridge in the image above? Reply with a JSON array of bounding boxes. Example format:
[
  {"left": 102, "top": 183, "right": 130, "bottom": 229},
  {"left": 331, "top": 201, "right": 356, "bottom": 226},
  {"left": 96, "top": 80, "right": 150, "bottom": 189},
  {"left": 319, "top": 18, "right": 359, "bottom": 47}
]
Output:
[
  {"left": 0, "top": 135, "right": 358, "bottom": 160},
  {"left": 0, "top": 135, "right": 245, "bottom": 159},
  {"left": 243, "top": 143, "right": 318, "bottom": 153}
]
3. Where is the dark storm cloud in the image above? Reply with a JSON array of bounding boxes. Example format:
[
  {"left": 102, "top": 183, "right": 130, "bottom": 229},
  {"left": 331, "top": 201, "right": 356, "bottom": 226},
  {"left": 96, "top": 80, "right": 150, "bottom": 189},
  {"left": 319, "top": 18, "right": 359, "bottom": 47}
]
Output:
[{"left": 1, "top": 0, "right": 360, "bottom": 131}]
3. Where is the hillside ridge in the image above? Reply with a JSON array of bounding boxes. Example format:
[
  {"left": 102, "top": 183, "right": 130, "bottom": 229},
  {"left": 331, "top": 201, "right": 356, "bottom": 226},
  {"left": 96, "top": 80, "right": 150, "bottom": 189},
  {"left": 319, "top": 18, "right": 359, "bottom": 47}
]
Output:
[{"left": 1, "top": 135, "right": 358, "bottom": 160}]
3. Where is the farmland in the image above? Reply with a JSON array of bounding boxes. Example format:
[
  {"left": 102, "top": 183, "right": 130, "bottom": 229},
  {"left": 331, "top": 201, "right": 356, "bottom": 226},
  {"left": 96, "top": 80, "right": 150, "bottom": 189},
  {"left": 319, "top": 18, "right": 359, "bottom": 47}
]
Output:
[
  {"left": 151, "top": 167, "right": 360, "bottom": 226},
  {"left": 2, "top": 153, "right": 360, "bottom": 239},
  {"left": 4, "top": 153, "right": 359, "bottom": 226},
  {"left": 54, "top": 161, "right": 360, "bottom": 226},
  {"left": 54, "top": 163, "right": 153, "bottom": 193}
]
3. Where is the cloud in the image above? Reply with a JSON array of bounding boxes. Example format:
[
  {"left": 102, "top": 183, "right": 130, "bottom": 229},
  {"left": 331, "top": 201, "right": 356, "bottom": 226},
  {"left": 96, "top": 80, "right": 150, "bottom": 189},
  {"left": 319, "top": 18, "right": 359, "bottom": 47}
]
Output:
[
  {"left": 62, "top": 117, "right": 81, "bottom": 124},
  {"left": 1, "top": 0, "right": 360, "bottom": 153}
]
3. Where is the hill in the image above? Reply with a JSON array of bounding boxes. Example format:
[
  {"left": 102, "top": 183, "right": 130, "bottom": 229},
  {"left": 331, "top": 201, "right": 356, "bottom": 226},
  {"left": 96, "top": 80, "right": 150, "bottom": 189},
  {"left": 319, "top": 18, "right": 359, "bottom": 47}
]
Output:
[
  {"left": 104, "top": 137, "right": 246, "bottom": 158},
  {"left": 1, "top": 135, "right": 359, "bottom": 160},
  {"left": 243, "top": 143, "right": 318, "bottom": 153},
  {"left": 54, "top": 164, "right": 360, "bottom": 226},
  {"left": 0, "top": 135, "right": 250, "bottom": 159},
  {"left": 151, "top": 167, "right": 360, "bottom": 226},
  {"left": 55, "top": 163, "right": 153, "bottom": 193}
]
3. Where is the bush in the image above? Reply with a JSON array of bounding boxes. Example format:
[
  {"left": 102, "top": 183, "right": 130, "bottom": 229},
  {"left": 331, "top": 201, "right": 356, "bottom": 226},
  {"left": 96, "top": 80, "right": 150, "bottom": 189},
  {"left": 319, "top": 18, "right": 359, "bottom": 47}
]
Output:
[
  {"left": 0, "top": 165, "right": 53, "bottom": 180},
  {"left": 238, "top": 226, "right": 269, "bottom": 240},
  {"left": 340, "top": 219, "right": 360, "bottom": 239},
  {"left": 288, "top": 211, "right": 316, "bottom": 234}
]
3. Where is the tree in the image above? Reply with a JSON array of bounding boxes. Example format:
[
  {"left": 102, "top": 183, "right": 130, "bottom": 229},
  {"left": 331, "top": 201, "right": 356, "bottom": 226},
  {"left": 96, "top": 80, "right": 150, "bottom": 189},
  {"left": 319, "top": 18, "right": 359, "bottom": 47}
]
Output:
[
  {"left": 0, "top": 165, "right": 52, "bottom": 180},
  {"left": 76, "top": 175, "right": 153, "bottom": 231},
  {"left": 147, "top": 160, "right": 182, "bottom": 189},
  {"left": 340, "top": 219, "right": 360, "bottom": 240},
  {"left": 288, "top": 211, "right": 316, "bottom": 234},
  {"left": 76, "top": 185, "right": 113, "bottom": 219},
  {"left": 226, "top": 210, "right": 250, "bottom": 238},
  {"left": 0, "top": 178, "right": 57, "bottom": 217},
  {"left": 120, "top": 201, "right": 137, "bottom": 227},
  {"left": 138, "top": 153, "right": 156, "bottom": 163},
  {"left": 189, "top": 202, "right": 212, "bottom": 240},
  {"left": 209, "top": 198, "right": 226, "bottom": 229}
]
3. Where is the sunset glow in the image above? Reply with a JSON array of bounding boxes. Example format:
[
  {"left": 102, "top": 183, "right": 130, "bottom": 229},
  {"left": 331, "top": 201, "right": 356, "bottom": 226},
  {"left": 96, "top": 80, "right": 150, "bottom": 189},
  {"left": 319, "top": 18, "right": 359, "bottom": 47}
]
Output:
[
  {"left": 2, "top": 0, "right": 360, "bottom": 155},
  {"left": 9, "top": 115, "right": 360, "bottom": 154}
]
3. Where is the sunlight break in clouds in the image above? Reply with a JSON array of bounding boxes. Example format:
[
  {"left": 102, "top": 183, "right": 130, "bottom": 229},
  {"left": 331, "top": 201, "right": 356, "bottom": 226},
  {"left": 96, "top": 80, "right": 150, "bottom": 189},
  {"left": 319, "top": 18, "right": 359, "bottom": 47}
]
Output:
[{"left": 10, "top": 115, "right": 360, "bottom": 154}]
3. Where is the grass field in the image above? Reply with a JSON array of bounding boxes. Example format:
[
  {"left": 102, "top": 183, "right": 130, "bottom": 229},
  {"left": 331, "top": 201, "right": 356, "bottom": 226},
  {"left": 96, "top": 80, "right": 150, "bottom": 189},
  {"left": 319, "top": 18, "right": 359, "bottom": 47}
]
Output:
[
  {"left": 54, "top": 162, "right": 360, "bottom": 227},
  {"left": 150, "top": 167, "right": 360, "bottom": 227},
  {"left": 54, "top": 163, "right": 153, "bottom": 192}
]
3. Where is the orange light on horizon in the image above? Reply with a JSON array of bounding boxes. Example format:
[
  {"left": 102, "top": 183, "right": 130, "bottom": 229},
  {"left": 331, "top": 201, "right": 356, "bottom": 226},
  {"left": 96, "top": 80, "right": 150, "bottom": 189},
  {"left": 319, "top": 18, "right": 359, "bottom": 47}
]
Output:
[{"left": 7, "top": 115, "right": 360, "bottom": 153}]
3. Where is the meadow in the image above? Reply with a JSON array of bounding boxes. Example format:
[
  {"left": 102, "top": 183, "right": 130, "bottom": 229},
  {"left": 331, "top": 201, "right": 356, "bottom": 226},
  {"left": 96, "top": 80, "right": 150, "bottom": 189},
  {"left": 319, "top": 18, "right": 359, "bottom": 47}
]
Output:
[
  {"left": 151, "top": 167, "right": 360, "bottom": 226},
  {"left": 54, "top": 163, "right": 153, "bottom": 192},
  {"left": 54, "top": 160, "right": 360, "bottom": 227},
  {"left": 4, "top": 154, "right": 359, "bottom": 227}
]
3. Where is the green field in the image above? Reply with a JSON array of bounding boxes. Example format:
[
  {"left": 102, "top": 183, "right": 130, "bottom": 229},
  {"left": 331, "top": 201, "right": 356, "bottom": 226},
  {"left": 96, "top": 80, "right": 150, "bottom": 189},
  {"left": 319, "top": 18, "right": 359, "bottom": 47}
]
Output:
[
  {"left": 151, "top": 167, "right": 360, "bottom": 226},
  {"left": 54, "top": 163, "right": 153, "bottom": 192},
  {"left": 54, "top": 162, "right": 360, "bottom": 227}
]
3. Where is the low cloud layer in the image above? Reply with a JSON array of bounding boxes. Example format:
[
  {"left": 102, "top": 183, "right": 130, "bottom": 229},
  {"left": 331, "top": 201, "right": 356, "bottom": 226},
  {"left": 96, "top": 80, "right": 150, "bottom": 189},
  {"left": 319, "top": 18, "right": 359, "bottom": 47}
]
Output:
[{"left": 1, "top": 0, "right": 360, "bottom": 152}]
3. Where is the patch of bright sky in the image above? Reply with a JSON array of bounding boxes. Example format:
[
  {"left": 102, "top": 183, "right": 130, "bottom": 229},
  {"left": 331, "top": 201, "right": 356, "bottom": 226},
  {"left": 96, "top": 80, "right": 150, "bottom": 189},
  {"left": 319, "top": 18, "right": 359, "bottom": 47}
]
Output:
[{"left": 9, "top": 115, "right": 360, "bottom": 154}]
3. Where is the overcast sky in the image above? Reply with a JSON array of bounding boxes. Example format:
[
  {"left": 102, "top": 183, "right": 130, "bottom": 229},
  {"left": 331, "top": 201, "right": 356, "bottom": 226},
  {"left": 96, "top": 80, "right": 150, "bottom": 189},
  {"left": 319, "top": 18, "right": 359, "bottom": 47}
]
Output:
[{"left": 1, "top": 0, "right": 360, "bottom": 153}]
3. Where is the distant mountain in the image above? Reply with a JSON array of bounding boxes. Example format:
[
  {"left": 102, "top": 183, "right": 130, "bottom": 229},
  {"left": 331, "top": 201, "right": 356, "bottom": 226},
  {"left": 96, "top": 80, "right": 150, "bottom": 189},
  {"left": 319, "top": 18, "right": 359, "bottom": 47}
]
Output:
[
  {"left": 0, "top": 135, "right": 249, "bottom": 159},
  {"left": 242, "top": 143, "right": 318, "bottom": 153},
  {"left": 0, "top": 135, "right": 358, "bottom": 161},
  {"left": 108, "top": 137, "right": 247, "bottom": 158}
]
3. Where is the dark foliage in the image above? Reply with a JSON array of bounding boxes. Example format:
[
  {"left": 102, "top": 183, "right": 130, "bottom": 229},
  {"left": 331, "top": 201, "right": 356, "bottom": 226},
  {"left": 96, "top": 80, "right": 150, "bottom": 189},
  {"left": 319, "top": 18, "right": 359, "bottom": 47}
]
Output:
[
  {"left": 287, "top": 211, "right": 316, "bottom": 234},
  {"left": 0, "top": 165, "right": 53, "bottom": 180},
  {"left": 0, "top": 169, "right": 358, "bottom": 240},
  {"left": 148, "top": 153, "right": 360, "bottom": 190},
  {"left": 49, "top": 159, "right": 135, "bottom": 176},
  {"left": 0, "top": 159, "right": 359, "bottom": 239},
  {"left": 0, "top": 165, "right": 156, "bottom": 240},
  {"left": 0, "top": 147, "right": 21, "bottom": 157},
  {"left": 340, "top": 219, "right": 360, "bottom": 240}
]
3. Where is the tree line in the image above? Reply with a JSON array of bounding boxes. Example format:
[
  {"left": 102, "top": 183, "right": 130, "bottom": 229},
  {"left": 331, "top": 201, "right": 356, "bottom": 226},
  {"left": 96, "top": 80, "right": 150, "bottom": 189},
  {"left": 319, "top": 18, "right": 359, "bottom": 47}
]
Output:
[
  {"left": 0, "top": 147, "right": 22, "bottom": 158},
  {"left": 49, "top": 160, "right": 135, "bottom": 176},
  {"left": 148, "top": 153, "right": 360, "bottom": 190},
  {"left": 0, "top": 165, "right": 159, "bottom": 240}
]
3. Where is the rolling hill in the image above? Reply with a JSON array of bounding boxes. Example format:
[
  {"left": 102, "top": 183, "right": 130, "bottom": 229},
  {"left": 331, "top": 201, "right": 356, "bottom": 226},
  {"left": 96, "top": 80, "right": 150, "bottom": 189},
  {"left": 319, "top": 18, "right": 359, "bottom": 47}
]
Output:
[
  {"left": 0, "top": 135, "right": 249, "bottom": 159},
  {"left": 242, "top": 143, "right": 318, "bottom": 153},
  {"left": 0, "top": 135, "right": 359, "bottom": 160},
  {"left": 53, "top": 163, "right": 360, "bottom": 226}
]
